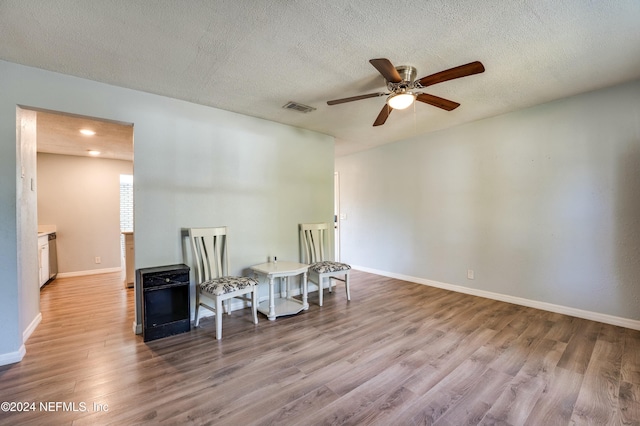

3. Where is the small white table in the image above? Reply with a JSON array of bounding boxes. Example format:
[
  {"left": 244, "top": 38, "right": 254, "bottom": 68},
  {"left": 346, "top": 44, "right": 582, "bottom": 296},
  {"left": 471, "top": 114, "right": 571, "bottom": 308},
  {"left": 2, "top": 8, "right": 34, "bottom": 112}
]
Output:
[{"left": 250, "top": 261, "right": 309, "bottom": 321}]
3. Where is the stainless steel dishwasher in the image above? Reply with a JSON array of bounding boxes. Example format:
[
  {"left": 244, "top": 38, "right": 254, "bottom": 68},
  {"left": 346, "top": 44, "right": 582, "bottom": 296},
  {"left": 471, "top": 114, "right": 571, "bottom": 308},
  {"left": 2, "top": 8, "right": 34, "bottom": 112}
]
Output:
[{"left": 48, "top": 232, "right": 58, "bottom": 281}]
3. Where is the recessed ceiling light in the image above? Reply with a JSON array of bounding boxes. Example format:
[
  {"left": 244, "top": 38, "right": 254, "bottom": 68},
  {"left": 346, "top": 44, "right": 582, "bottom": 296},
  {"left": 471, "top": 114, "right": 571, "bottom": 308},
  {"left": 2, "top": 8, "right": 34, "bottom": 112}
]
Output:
[
  {"left": 80, "top": 129, "right": 96, "bottom": 136},
  {"left": 88, "top": 150, "right": 101, "bottom": 156}
]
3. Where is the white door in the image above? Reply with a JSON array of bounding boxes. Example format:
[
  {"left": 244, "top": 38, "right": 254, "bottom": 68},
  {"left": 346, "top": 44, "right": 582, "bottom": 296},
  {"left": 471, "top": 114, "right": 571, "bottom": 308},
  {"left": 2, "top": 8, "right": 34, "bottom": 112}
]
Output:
[{"left": 334, "top": 172, "right": 340, "bottom": 261}]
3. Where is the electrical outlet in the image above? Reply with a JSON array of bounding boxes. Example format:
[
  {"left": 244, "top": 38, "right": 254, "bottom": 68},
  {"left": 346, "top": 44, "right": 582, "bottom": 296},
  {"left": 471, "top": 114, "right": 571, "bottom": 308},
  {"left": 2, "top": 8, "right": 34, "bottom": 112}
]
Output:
[
  {"left": 95, "top": 256, "right": 101, "bottom": 264},
  {"left": 467, "top": 269, "right": 474, "bottom": 280}
]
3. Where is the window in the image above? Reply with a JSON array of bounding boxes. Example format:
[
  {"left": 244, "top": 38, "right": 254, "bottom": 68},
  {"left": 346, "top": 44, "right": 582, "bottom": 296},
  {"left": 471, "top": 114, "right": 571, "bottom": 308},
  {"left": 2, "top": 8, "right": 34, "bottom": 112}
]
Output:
[{"left": 120, "top": 174, "right": 133, "bottom": 256}]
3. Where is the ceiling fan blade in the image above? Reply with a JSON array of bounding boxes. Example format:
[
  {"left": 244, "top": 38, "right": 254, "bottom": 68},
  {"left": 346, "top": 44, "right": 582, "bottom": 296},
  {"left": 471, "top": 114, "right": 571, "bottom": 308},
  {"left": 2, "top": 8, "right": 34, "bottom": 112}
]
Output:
[
  {"left": 416, "top": 93, "right": 460, "bottom": 111},
  {"left": 369, "top": 58, "right": 402, "bottom": 83},
  {"left": 373, "top": 104, "right": 392, "bottom": 126},
  {"left": 327, "top": 92, "right": 385, "bottom": 105},
  {"left": 417, "top": 61, "right": 485, "bottom": 88}
]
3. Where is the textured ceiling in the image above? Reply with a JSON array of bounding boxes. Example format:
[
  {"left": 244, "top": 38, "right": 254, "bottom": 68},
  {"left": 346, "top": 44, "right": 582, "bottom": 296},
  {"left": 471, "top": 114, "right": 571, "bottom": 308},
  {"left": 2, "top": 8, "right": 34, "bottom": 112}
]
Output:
[
  {"left": 2, "top": 0, "right": 640, "bottom": 157},
  {"left": 36, "top": 110, "right": 133, "bottom": 162}
]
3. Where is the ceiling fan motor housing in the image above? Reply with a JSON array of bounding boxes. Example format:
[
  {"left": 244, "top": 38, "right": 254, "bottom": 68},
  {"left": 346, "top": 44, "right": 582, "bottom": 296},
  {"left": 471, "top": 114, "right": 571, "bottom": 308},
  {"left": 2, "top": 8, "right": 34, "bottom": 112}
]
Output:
[{"left": 388, "top": 65, "right": 418, "bottom": 92}]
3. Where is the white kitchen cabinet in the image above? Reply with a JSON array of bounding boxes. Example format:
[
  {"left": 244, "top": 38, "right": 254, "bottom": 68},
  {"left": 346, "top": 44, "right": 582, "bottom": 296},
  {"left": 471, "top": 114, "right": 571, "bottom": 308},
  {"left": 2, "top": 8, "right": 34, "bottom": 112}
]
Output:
[{"left": 38, "top": 235, "right": 49, "bottom": 287}]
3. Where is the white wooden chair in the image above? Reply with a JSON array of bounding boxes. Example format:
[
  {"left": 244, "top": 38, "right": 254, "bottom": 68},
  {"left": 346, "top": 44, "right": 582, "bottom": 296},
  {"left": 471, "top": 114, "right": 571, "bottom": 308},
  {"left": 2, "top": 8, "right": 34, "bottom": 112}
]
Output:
[
  {"left": 188, "top": 227, "right": 258, "bottom": 340},
  {"left": 299, "top": 222, "right": 351, "bottom": 306}
]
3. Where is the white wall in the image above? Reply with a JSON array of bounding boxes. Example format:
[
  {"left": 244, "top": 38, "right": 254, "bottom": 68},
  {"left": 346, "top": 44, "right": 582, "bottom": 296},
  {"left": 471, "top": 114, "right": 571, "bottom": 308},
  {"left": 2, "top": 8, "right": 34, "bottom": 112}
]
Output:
[
  {"left": 37, "top": 153, "right": 133, "bottom": 274},
  {"left": 336, "top": 79, "right": 640, "bottom": 323},
  {"left": 0, "top": 60, "right": 334, "bottom": 364}
]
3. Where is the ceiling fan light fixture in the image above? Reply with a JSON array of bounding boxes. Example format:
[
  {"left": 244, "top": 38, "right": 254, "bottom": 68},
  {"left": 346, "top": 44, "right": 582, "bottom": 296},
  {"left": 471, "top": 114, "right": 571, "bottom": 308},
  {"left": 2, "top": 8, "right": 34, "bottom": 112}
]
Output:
[{"left": 387, "top": 92, "right": 415, "bottom": 110}]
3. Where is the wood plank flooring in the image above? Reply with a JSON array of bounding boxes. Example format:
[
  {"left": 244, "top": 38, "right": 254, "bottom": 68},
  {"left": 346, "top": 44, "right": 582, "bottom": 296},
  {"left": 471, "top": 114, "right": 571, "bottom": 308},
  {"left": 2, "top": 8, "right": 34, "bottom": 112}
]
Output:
[{"left": 0, "top": 270, "right": 639, "bottom": 425}]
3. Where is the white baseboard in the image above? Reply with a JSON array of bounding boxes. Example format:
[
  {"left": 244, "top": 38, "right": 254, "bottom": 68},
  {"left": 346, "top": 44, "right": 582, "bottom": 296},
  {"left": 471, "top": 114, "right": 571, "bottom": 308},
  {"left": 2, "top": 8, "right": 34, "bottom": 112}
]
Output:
[
  {"left": 133, "top": 321, "right": 142, "bottom": 335},
  {"left": 0, "top": 345, "right": 25, "bottom": 366},
  {"left": 23, "top": 313, "right": 42, "bottom": 343},
  {"left": 57, "top": 267, "right": 122, "bottom": 278},
  {"left": 0, "top": 313, "right": 44, "bottom": 366},
  {"left": 353, "top": 265, "right": 640, "bottom": 331}
]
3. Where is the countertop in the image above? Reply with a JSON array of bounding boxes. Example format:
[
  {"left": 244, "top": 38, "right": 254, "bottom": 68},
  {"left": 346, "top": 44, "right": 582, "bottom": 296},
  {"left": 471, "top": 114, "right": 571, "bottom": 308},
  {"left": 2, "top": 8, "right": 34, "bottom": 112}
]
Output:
[{"left": 38, "top": 225, "right": 57, "bottom": 237}]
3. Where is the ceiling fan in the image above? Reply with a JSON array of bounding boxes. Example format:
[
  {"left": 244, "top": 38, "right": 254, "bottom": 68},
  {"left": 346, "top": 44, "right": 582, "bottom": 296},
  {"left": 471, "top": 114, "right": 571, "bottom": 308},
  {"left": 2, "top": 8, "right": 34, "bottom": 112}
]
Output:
[{"left": 327, "top": 58, "right": 485, "bottom": 126}]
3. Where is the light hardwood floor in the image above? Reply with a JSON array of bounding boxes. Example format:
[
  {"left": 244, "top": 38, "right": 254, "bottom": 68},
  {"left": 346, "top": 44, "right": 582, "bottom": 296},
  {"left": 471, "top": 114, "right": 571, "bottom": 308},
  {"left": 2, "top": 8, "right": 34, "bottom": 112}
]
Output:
[{"left": 0, "top": 271, "right": 639, "bottom": 425}]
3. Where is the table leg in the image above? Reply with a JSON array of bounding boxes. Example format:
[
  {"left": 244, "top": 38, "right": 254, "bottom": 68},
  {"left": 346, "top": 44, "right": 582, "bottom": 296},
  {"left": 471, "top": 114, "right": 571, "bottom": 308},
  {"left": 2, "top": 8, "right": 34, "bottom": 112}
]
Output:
[
  {"left": 282, "top": 276, "right": 288, "bottom": 298},
  {"left": 268, "top": 276, "right": 276, "bottom": 321},
  {"left": 302, "top": 271, "right": 309, "bottom": 310}
]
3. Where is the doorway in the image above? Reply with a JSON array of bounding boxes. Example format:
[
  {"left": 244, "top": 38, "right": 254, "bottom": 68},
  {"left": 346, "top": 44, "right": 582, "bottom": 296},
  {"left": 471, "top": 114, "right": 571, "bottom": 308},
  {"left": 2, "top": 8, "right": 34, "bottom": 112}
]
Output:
[
  {"left": 19, "top": 106, "right": 135, "bottom": 342},
  {"left": 334, "top": 171, "right": 341, "bottom": 261}
]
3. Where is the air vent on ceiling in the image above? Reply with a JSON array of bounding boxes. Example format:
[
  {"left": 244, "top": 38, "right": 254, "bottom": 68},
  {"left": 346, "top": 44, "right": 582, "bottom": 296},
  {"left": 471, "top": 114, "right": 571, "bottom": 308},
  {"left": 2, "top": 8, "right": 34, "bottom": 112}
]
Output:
[{"left": 282, "top": 101, "right": 316, "bottom": 113}]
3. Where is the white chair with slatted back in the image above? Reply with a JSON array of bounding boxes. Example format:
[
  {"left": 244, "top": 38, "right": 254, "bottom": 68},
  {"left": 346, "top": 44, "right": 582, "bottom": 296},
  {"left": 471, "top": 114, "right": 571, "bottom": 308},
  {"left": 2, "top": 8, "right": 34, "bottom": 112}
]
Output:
[
  {"left": 189, "top": 227, "right": 258, "bottom": 340},
  {"left": 300, "top": 223, "right": 351, "bottom": 306}
]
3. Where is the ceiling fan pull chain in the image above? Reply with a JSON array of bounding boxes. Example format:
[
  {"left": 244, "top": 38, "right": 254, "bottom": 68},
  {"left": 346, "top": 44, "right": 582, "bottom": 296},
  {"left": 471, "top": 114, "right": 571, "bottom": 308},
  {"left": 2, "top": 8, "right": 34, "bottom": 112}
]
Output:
[{"left": 413, "top": 101, "right": 417, "bottom": 136}]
